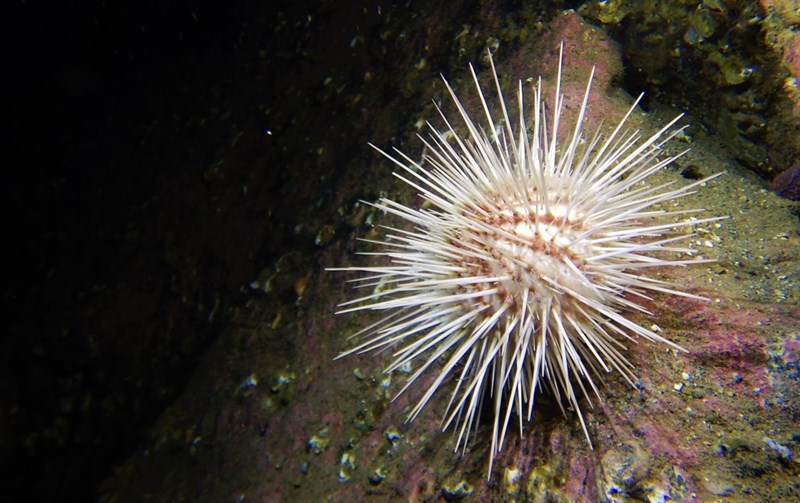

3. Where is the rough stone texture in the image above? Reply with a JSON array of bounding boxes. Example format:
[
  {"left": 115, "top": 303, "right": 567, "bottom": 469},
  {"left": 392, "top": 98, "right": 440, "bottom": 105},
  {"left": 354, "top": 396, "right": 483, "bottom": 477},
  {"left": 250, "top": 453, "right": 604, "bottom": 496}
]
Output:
[
  {"left": 99, "top": 7, "right": 800, "bottom": 503},
  {"left": 760, "top": 0, "right": 800, "bottom": 85},
  {"left": 10, "top": 1, "right": 799, "bottom": 501},
  {"left": 582, "top": 0, "right": 800, "bottom": 182}
]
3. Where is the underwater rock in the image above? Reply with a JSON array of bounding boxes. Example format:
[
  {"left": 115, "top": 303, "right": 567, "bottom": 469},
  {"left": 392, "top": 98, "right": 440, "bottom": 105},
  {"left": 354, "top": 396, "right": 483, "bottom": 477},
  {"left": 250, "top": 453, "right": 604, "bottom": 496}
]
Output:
[{"left": 771, "top": 164, "right": 800, "bottom": 200}]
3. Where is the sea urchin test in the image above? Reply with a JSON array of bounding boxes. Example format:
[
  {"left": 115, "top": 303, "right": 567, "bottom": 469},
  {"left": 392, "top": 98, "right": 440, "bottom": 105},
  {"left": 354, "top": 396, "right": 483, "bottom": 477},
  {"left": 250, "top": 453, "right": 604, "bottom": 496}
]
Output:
[{"left": 329, "top": 45, "right": 722, "bottom": 476}]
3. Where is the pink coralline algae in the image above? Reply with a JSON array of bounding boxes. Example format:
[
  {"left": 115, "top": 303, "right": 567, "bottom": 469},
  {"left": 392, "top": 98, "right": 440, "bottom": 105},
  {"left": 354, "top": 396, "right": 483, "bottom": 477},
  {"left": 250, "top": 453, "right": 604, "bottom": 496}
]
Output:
[{"left": 771, "top": 164, "right": 800, "bottom": 200}]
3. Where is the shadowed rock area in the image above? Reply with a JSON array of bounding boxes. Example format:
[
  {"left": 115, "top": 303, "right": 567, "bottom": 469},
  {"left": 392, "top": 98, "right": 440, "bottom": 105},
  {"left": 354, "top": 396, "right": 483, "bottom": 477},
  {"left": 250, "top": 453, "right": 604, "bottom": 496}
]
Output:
[{"left": 5, "top": 1, "right": 799, "bottom": 501}]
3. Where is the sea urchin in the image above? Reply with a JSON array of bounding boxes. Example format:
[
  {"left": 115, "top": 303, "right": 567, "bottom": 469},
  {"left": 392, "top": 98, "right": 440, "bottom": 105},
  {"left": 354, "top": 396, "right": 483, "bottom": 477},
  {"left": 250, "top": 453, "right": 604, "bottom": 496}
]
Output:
[{"left": 330, "top": 46, "right": 721, "bottom": 475}]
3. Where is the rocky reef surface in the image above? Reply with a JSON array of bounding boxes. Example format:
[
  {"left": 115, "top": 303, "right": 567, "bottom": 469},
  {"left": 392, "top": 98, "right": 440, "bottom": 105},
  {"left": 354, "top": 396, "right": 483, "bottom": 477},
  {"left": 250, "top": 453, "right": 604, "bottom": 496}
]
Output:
[{"left": 99, "top": 6, "right": 800, "bottom": 502}]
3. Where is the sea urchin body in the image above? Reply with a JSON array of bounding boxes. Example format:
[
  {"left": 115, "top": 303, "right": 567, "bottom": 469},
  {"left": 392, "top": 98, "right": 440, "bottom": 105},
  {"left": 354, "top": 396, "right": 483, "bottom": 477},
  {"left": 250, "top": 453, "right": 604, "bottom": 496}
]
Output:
[{"left": 330, "top": 46, "right": 721, "bottom": 475}]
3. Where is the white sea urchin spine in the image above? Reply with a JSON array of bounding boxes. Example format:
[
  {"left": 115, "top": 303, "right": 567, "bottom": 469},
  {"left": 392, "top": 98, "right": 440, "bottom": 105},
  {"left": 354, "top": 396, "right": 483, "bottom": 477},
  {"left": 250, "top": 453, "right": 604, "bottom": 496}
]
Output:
[{"left": 330, "top": 45, "right": 723, "bottom": 476}]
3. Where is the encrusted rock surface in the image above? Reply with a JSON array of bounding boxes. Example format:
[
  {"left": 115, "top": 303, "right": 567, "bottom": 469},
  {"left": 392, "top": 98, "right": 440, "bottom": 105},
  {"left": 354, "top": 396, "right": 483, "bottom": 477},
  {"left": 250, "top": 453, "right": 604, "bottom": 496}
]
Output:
[{"left": 100, "top": 7, "right": 800, "bottom": 502}]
